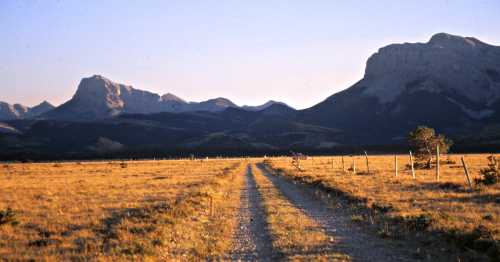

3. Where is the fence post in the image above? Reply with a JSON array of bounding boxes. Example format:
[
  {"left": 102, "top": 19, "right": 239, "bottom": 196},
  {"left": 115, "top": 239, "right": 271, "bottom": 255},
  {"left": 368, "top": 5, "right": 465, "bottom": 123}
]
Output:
[
  {"left": 342, "top": 156, "right": 345, "bottom": 172},
  {"left": 364, "top": 151, "right": 370, "bottom": 174},
  {"left": 394, "top": 155, "right": 398, "bottom": 177},
  {"left": 436, "top": 145, "right": 440, "bottom": 181},
  {"left": 461, "top": 156, "right": 473, "bottom": 191},
  {"left": 209, "top": 196, "right": 214, "bottom": 217},
  {"left": 352, "top": 156, "right": 356, "bottom": 174},
  {"left": 409, "top": 151, "right": 415, "bottom": 179}
]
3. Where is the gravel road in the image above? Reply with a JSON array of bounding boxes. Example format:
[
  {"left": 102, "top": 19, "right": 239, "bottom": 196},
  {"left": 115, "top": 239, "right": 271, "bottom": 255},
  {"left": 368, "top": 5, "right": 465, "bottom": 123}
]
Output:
[
  {"left": 256, "top": 163, "right": 420, "bottom": 262},
  {"left": 230, "top": 164, "right": 281, "bottom": 261}
]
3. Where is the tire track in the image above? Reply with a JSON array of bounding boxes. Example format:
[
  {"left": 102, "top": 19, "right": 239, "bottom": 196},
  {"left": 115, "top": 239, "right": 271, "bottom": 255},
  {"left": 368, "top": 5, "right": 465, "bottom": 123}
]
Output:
[{"left": 230, "top": 164, "right": 281, "bottom": 261}]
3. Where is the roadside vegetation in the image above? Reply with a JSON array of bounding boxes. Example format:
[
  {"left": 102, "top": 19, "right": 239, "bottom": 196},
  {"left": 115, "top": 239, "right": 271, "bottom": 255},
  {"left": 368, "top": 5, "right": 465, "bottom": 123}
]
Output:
[
  {"left": 265, "top": 154, "right": 500, "bottom": 261},
  {"left": 0, "top": 159, "right": 244, "bottom": 261}
]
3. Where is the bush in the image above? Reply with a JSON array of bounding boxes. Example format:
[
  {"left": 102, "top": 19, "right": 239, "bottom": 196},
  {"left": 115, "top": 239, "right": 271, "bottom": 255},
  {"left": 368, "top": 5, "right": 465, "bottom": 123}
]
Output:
[
  {"left": 475, "top": 155, "right": 500, "bottom": 185},
  {"left": 0, "top": 208, "right": 18, "bottom": 226},
  {"left": 404, "top": 214, "right": 433, "bottom": 231}
]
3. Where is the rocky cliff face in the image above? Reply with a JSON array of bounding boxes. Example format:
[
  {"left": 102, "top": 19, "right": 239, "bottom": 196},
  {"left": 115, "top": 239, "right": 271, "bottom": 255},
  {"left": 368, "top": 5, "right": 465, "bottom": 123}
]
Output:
[
  {"left": 302, "top": 33, "right": 500, "bottom": 143},
  {"left": 362, "top": 33, "right": 500, "bottom": 111},
  {"left": 45, "top": 75, "right": 256, "bottom": 120},
  {"left": 0, "top": 102, "right": 26, "bottom": 120},
  {"left": 68, "top": 75, "right": 162, "bottom": 117}
]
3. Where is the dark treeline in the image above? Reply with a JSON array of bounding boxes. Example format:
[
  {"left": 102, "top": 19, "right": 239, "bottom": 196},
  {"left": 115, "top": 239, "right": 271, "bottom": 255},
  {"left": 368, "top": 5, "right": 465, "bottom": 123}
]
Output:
[{"left": 1, "top": 143, "right": 499, "bottom": 162}]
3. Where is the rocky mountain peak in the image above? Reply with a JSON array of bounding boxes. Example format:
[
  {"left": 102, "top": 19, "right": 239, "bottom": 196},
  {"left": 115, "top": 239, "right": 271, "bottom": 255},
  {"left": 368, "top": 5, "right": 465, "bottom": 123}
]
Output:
[
  {"left": 362, "top": 33, "right": 500, "bottom": 105},
  {"left": 241, "top": 100, "right": 293, "bottom": 111},
  {"left": 213, "top": 97, "right": 234, "bottom": 105},
  {"left": 44, "top": 75, "right": 246, "bottom": 119},
  {"left": 204, "top": 97, "right": 237, "bottom": 107},
  {"left": 429, "top": 32, "right": 484, "bottom": 48},
  {"left": 72, "top": 75, "right": 127, "bottom": 112},
  {"left": 0, "top": 100, "right": 55, "bottom": 120},
  {"left": 161, "top": 93, "right": 186, "bottom": 103},
  {"left": 35, "top": 100, "right": 54, "bottom": 108}
]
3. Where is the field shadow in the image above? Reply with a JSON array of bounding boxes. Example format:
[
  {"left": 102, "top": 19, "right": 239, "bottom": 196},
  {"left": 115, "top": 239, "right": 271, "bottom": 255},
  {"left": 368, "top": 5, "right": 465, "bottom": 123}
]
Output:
[
  {"left": 97, "top": 201, "right": 170, "bottom": 253},
  {"left": 424, "top": 192, "right": 500, "bottom": 205},
  {"left": 401, "top": 182, "right": 471, "bottom": 193}
]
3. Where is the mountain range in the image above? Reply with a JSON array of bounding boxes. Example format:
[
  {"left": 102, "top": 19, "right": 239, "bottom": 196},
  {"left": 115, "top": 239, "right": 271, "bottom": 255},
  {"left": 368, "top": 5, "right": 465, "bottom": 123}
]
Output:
[
  {"left": 1, "top": 32, "right": 500, "bottom": 158},
  {"left": 0, "top": 101, "right": 55, "bottom": 121},
  {"left": 1, "top": 75, "right": 292, "bottom": 121}
]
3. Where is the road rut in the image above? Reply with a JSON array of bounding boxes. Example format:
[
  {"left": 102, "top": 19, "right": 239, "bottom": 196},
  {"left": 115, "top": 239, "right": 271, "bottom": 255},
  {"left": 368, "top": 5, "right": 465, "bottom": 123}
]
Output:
[{"left": 230, "top": 164, "right": 280, "bottom": 261}]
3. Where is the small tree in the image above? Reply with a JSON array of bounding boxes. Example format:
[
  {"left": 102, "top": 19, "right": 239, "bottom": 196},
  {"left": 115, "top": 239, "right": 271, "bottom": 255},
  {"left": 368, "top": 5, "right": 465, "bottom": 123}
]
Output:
[
  {"left": 408, "top": 126, "right": 453, "bottom": 168},
  {"left": 476, "top": 155, "right": 500, "bottom": 185}
]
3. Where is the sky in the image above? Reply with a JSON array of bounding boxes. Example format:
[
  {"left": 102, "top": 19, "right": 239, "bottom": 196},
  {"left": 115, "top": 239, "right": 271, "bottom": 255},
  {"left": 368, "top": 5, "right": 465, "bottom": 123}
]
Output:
[{"left": 1, "top": 1, "right": 499, "bottom": 109}]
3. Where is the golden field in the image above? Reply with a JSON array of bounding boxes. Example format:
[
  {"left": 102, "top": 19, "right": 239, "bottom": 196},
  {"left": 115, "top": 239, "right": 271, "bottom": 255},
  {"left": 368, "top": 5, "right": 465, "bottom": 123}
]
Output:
[
  {"left": 266, "top": 154, "right": 500, "bottom": 260},
  {"left": 0, "top": 159, "right": 245, "bottom": 261},
  {"left": 0, "top": 154, "right": 499, "bottom": 261}
]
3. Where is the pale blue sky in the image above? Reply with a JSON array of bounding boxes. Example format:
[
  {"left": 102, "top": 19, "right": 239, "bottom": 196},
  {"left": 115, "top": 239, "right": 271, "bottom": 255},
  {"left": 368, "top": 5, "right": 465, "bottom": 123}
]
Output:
[{"left": 1, "top": 0, "right": 499, "bottom": 109}]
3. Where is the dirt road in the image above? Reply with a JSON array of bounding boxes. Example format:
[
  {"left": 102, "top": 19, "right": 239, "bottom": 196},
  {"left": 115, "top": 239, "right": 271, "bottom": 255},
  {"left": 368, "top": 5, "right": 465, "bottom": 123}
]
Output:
[
  {"left": 230, "top": 165, "right": 282, "bottom": 261},
  {"left": 257, "top": 163, "right": 421, "bottom": 261},
  {"left": 229, "top": 163, "right": 426, "bottom": 261}
]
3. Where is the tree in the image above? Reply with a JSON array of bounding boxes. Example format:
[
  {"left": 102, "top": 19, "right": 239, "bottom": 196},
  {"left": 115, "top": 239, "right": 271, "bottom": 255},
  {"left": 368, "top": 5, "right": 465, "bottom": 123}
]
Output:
[
  {"left": 408, "top": 126, "right": 453, "bottom": 168},
  {"left": 476, "top": 155, "right": 500, "bottom": 185}
]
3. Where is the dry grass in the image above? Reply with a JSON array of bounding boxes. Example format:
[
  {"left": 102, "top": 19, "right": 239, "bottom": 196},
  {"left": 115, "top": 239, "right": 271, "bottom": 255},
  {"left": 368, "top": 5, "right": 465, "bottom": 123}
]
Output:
[
  {"left": 0, "top": 159, "right": 245, "bottom": 261},
  {"left": 266, "top": 154, "right": 500, "bottom": 260},
  {"left": 252, "top": 165, "right": 351, "bottom": 261}
]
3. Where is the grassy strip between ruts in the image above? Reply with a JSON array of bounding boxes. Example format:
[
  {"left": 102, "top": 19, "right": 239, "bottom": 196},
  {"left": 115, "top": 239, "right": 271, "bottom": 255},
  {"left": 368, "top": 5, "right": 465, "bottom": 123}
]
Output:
[{"left": 264, "top": 155, "right": 500, "bottom": 262}]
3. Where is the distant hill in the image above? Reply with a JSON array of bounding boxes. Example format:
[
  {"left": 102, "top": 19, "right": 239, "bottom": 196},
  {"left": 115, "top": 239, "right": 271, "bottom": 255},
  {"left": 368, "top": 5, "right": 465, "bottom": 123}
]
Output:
[
  {"left": 1, "top": 106, "right": 335, "bottom": 157},
  {"left": 0, "top": 101, "right": 54, "bottom": 121},
  {"left": 242, "top": 100, "right": 294, "bottom": 112}
]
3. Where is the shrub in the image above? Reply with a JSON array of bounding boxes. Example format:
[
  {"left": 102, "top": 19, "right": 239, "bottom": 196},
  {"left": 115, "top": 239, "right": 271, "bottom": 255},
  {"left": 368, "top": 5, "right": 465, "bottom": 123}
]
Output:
[
  {"left": 372, "top": 202, "right": 394, "bottom": 213},
  {"left": 351, "top": 215, "right": 364, "bottom": 222},
  {"left": 0, "top": 208, "right": 18, "bottom": 226},
  {"left": 404, "top": 214, "right": 433, "bottom": 231},
  {"left": 475, "top": 155, "right": 500, "bottom": 185}
]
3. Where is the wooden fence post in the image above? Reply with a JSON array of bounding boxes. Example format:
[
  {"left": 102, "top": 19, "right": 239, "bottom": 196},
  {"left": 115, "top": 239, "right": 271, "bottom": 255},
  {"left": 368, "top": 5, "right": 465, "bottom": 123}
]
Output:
[
  {"left": 209, "top": 196, "right": 214, "bottom": 217},
  {"left": 364, "top": 151, "right": 370, "bottom": 174},
  {"left": 352, "top": 156, "right": 356, "bottom": 174},
  {"left": 342, "top": 156, "right": 345, "bottom": 172},
  {"left": 409, "top": 151, "right": 415, "bottom": 179},
  {"left": 436, "top": 145, "right": 440, "bottom": 181},
  {"left": 394, "top": 155, "right": 398, "bottom": 177},
  {"left": 461, "top": 156, "right": 473, "bottom": 191}
]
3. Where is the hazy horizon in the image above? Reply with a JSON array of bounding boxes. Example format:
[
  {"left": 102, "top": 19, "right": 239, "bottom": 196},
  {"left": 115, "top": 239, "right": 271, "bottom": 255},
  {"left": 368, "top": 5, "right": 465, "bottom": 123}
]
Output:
[{"left": 2, "top": 0, "right": 500, "bottom": 109}]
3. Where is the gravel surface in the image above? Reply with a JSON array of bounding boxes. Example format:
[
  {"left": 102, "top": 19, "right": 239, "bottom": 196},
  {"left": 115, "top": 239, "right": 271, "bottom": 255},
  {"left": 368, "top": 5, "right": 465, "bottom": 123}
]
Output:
[
  {"left": 230, "top": 164, "right": 281, "bottom": 261},
  {"left": 256, "top": 163, "right": 420, "bottom": 262}
]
